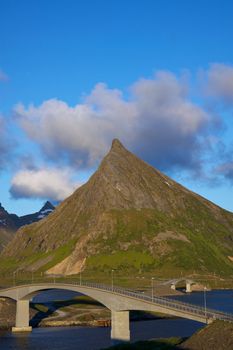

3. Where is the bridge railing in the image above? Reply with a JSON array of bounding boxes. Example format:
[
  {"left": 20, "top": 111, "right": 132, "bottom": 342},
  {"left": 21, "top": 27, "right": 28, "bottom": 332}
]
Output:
[
  {"left": 79, "top": 282, "right": 233, "bottom": 322},
  {"left": 1, "top": 279, "right": 233, "bottom": 322}
]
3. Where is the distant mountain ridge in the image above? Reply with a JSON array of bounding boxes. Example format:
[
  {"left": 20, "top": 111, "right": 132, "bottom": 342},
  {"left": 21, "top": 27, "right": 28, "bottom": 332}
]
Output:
[
  {"left": 0, "top": 203, "right": 18, "bottom": 231},
  {"left": 17, "top": 201, "right": 55, "bottom": 227},
  {"left": 1, "top": 139, "right": 233, "bottom": 277},
  {"left": 0, "top": 201, "right": 55, "bottom": 251}
]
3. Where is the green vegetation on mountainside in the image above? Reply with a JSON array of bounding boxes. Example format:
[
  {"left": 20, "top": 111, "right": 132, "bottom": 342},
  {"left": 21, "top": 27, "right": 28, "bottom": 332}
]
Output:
[
  {"left": 0, "top": 239, "right": 76, "bottom": 274},
  {"left": 85, "top": 206, "right": 233, "bottom": 276},
  {"left": 1, "top": 203, "right": 233, "bottom": 277}
]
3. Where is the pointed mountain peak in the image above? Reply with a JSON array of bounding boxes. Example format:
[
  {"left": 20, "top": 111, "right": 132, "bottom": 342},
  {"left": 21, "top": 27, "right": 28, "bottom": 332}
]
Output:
[
  {"left": 102, "top": 138, "right": 132, "bottom": 167},
  {"left": 40, "top": 201, "right": 55, "bottom": 212},
  {"left": 111, "top": 138, "right": 126, "bottom": 151}
]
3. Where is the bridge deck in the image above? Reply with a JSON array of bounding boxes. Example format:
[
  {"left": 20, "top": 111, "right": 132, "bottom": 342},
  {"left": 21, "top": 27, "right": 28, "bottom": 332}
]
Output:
[{"left": 1, "top": 282, "right": 233, "bottom": 324}]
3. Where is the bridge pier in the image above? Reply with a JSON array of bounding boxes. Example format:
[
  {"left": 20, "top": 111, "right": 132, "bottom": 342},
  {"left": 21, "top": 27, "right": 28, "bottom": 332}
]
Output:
[
  {"left": 12, "top": 299, "right": 32, "bottom": 332},
  {"left": 171, "top": 283, "right": 176, "bottom": 290},
  {"left": 111, "top": 310, "right": 130, "bottom": 344},
  {"left": 186, "top": 282, "right": 192, "bottom": 293}
]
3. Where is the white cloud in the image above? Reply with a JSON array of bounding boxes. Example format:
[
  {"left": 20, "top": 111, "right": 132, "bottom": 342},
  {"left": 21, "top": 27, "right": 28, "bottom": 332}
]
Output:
[
  {"left": 131, "top": 71, "right": 209, "bottom": 169},
  {"left": 15, "top": 84, "right": 136, "bottom": 166},
  {"left": 14, "top": 71, "right": 212, "bottom": 172},
  {"left": 204, "top": 63, "right": 233, "bottom": 104},
  {"left": 10, "top": 168, "right": 80, "bottom": 201}
]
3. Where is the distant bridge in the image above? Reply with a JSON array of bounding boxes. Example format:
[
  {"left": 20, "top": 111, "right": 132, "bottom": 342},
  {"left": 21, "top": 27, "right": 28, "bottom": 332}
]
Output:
[
  {"left": 1, "top": 282, "right": 233, "bottom": 344},
  {"left": 162, "top": 278, "right": 196, "bottom": 292}
]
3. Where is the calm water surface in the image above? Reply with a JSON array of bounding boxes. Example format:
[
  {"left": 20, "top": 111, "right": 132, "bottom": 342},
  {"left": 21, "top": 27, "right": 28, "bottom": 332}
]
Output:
[
  {"left": 0, "top": 319, "right": 202, "bottom": 350},
  {"left": 0, "top": 289, "right": 232, "bottom": 350}
]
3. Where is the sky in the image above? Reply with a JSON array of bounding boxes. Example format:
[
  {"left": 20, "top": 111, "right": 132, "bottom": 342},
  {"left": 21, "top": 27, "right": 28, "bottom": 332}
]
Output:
[{"left": 1, "top": 0, "right": 233, "bottom": 215}]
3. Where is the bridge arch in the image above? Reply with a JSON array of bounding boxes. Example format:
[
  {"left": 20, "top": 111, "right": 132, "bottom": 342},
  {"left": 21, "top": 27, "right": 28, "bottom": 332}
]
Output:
[
  {"left": 1, "top": 282, "right": 232, "bottom": 344},
  {"left": 0, "top": 284, "right": 118, "bottom": 310},
  {"left": 0, "top": 283, "right": 131, "bottom": 342}
]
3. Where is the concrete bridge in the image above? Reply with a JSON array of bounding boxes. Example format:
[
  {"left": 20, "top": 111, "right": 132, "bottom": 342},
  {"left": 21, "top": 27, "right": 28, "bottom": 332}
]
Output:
[
  {"left": 163, "top": 278, "right": 196, "bottom": 292},
  {"left": 1, "top": 282, "right": 233, "bottom": 344}
]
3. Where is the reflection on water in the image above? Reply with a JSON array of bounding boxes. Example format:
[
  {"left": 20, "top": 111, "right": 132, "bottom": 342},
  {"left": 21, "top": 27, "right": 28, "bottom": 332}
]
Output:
[
  {"left": 15, "top": 333, "right": 30, "bottom": 349},
  {"left": 0, "top": 319, "right": 201, "bottom": 350},
  {"left": 0, "top": 326, "right": 111, "bottom": 350}
]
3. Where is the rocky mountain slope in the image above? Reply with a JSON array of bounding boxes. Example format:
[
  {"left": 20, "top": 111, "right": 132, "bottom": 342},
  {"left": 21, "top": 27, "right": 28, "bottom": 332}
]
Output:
[
  {"left": 1, "top": 139, "right": 233, "bottom": 276},
  {"left": 0, "top": 201, "right": 54, "bottom": 251}
]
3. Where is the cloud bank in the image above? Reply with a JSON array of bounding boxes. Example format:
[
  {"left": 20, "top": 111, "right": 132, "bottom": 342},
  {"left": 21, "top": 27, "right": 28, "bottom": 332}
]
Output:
[
  {"left": 10, "top": 168, "right": 80, "bottom": 201},
  {"left": 10, "top": 64, "right": 233, "bottom": 200},
  {"left": 15, "top": 71, "right": 211, "bottom": 173}
]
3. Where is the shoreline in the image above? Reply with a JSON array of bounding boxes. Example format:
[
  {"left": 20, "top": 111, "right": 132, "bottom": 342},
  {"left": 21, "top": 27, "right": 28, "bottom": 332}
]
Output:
[{"left": 0, "top": 314, "right": 175, "bottom": 331}]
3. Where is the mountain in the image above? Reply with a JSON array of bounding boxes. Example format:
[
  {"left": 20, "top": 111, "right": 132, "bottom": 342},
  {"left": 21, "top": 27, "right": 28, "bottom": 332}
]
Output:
[
  {"left": 0, "top": 201, "right": 55, "bottom": 251},
  {"left": 0, "top": 203, "right": 17, "bottom": 251},
  {"left": 1, "top": 139, "right": 233, "bottom": 277},
  {"left": 18, "top": 201, "right": 55, "bottom": 227},
  {"left": 0, "top": 203, "right": 17, "bottom": 231}
]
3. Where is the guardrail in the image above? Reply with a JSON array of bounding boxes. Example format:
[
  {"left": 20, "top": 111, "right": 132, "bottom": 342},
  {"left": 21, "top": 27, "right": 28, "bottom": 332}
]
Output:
[
  {"left": 1, "top": 280, "right": 233, "bottom": 323},
  {"left": 79, "top": 282, "right": 233, "bottom": 322}
]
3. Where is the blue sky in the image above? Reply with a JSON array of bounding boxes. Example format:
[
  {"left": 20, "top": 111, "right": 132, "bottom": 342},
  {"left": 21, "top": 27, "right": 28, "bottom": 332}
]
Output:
[{"left": 1, "top": 0, "right": 233, "bottom": 215}]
